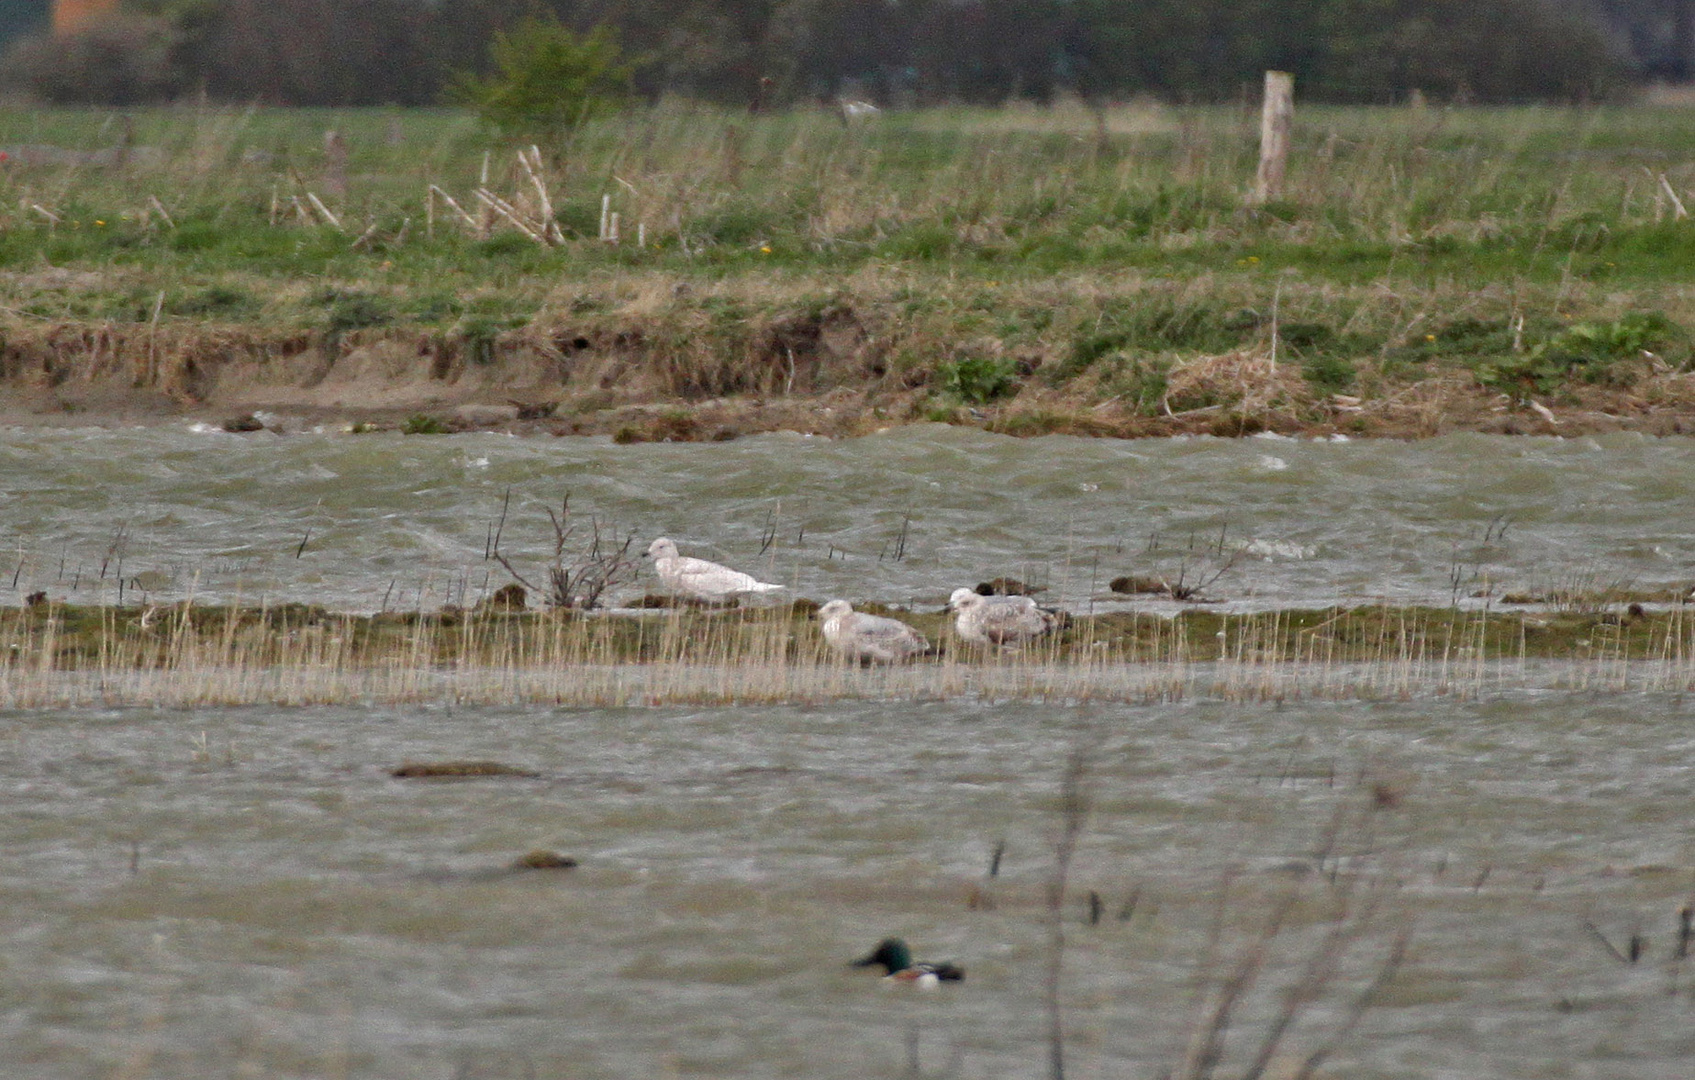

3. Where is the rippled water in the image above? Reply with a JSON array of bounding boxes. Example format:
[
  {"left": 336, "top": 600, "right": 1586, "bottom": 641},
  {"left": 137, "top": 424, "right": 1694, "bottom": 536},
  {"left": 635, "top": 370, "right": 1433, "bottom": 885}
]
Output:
[
  {"left": 8, "top": 426, "right": 1695, "bottom": 1078},
  {"left": 6, "top": 696, "right": 1695, "bottom": 1079},
  {"left": 6, "top": 425, "right": 1695, "bottom": 612}
]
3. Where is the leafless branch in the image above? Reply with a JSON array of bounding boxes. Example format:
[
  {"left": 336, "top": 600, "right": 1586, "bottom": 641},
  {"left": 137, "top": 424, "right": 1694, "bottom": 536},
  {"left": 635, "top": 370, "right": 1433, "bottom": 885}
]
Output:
[
  {"left": 1289, "top": 928, "right": 1411, "bottom": 1080},
  {"left": 1045, "top": 747, "right": 1092, "bottom": 1080},
  {"left": 489, "top": 491, "right": 638, "bottom": 609}
]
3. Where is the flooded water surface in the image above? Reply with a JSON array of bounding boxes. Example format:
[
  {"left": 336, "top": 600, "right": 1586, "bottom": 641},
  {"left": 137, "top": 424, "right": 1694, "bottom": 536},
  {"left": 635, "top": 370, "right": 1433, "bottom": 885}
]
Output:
[
  {"left": 6, "top": 426, "right": 1695, "bottom": 1077},
  {"left": 6, "top": 425, "right": 1695, "bottom": 611},
  {"left": 5, "top": 696, "right": 1695, "bottom": 1078}
]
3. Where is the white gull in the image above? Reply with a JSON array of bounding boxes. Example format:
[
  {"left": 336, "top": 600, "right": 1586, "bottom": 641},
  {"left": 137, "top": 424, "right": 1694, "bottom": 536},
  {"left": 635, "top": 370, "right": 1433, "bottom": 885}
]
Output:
[
  {"left": 644, "top": 537, "right": 784, "bottom": 603},
  {"left": 816, "top": 600, "right": 930, "bottom": 663}
]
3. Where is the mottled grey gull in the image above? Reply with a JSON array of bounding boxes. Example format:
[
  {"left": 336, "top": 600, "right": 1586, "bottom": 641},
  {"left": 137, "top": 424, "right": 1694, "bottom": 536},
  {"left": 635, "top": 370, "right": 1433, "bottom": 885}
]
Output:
[
  {"left": 816, "top": 600, "right": 930, "bottom": 663},
  {"left": 644, "top": 537, "right": 784, "bottom": 602},
  {"left": 947, "top": 587, "right": 1060, "bottom": 647}
]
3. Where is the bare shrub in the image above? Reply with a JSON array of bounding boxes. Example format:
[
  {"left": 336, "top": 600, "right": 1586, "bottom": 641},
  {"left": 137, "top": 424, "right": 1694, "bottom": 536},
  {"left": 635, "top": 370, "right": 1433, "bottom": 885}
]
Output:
[{"left": 489, "top": 491, "right": 637, "bottom": 609}]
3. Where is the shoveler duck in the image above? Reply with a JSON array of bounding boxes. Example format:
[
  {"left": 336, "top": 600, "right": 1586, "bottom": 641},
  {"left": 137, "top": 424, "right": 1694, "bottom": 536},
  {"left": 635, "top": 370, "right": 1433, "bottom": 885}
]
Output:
[{"left": 852, "top": 938, "right": 964, "bottom": 985}]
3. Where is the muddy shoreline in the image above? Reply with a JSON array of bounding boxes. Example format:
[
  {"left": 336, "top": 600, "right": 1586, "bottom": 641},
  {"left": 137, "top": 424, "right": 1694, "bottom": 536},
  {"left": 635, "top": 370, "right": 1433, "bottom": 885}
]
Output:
[{"left": 7, "top": 319, "right": 1695, "bottom": 440}]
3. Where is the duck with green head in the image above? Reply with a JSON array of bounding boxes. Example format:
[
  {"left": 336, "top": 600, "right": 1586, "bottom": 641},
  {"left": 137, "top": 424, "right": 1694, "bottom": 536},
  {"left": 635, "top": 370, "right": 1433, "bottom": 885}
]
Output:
[{"left": 851, "top": 938, "right": 964, "bottom": 986}]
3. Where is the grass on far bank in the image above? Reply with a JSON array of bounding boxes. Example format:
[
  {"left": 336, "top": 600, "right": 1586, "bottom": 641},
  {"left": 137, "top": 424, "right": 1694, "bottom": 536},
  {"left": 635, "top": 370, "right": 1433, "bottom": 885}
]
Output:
[{"left": 10, "top": 100, "right": 1695, "bottom": 433}]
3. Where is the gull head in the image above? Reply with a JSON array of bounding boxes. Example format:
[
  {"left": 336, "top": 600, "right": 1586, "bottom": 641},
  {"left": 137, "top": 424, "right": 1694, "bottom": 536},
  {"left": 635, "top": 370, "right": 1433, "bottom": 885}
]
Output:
[
  {"left": 645, "top": 537, "right": 680, "bottom": 561},
  {"left": 948, "top": 588, "right": 982, "bottom": 612},
  {"left": 816, "top": 599, "right": 853, "bottom": 621}
]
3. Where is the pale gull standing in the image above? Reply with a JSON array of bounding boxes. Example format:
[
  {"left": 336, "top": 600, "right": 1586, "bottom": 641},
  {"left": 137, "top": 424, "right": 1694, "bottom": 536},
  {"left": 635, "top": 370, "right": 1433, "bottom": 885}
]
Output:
[
  {"left": 948, "top": 587, "right": 1061, "bottom": 647},
  {"left": 816, "top": 600, "right": 931, "bottom": 663},
  {"left": 644, "top": 537, "right": 784, "bottom": 603}
]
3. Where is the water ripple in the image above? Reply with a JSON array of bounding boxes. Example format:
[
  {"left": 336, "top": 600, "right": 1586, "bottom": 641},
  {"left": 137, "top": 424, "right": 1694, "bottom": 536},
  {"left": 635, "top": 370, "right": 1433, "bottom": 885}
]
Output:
[{"left": 4, "top": 427, "right": 1695, "bottom": 612}]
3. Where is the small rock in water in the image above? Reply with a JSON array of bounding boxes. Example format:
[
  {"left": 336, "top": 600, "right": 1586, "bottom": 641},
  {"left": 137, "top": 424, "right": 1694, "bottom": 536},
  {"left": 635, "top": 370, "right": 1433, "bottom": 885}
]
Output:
[
  {"left": 222, "top": 414, "right": 265, "bottom": 433},
  {"left": 391, "top": 761, "right": 540, "bottom": 779},
  {"left": 514, "top": 850, "right": 578, "bottom": 870}
]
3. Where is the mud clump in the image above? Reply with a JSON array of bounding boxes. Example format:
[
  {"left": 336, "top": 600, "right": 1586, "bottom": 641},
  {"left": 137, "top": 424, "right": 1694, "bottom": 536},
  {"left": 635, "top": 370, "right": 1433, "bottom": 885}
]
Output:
[
  {"left": 514, "top": 850, "right": 578, "bottom": 870},
  {"left": 478, "top": 583, "right": 527, "bottom": 611},
  {"left": 391, "top": 761, "right": 541, "bottom": 779},
  {"left": 510, "top": 400, "right": 557, "bottom": 421},
  {"left": 1109, "top": 575, "right": 1170, "bottom": 596},
  {"left": 630, "top": 593, "right": 733, "bottom": 609},
  {"left": 221, "top": 414, "right": 265, "bottom": 433},
  {"left": 613, "top": 410, "right": 704, "bottom": 444},
  {"left": 976, "top": 577, "right": 1044, "bottom": 596}
]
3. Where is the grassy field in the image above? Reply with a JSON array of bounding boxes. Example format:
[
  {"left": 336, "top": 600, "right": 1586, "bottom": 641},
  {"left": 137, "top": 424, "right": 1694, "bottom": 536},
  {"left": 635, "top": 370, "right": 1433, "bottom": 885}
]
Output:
[{"left": 8, "top": 100, "right": 1695, "bottom": 435}]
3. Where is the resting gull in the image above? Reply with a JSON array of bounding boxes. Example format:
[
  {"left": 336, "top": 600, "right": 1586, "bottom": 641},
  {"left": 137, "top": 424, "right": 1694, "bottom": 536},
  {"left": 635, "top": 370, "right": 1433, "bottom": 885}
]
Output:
[
  {"left": 948, "top": 587, "right": 1061, "bottom": 647},
  {"left": 644, "top": 537, "right": 784, "bottom": 603},
  {"left": 817, "top": 600, "right": 931, "bottom": 663}
]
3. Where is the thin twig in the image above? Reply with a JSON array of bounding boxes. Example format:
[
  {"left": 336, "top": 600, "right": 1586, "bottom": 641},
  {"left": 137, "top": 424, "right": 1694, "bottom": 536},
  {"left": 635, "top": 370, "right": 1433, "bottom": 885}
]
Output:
[
  {"left": 428, "top": 185, "right": 479, "bottom": 230},
  {"left": 474, "top": 188, "right": 550, "bottom": 246},
  {"left": 1582, "top": 919, "right": 1631, "bottom": 964},
  {"left": 305, "top": 192, "right": 343, "bottom": 231},
  {"left": 1290, "top": 929, "right": 1411, "bottom": 1080},
  {"left": 1045, "top": 748, "right": 1091, "bottom": 1080},
  {"left": 146, "top": 194, "right": 175, "bottom": 228},
  {"left": 1177, "top": 890, "right": 1302, "bottom": 1080}
]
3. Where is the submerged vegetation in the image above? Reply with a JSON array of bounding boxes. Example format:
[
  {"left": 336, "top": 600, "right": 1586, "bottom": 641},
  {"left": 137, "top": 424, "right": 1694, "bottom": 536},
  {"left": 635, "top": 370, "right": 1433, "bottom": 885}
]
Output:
[{"left": 11, "top": 102, "right": 1695, "bottom": 435}]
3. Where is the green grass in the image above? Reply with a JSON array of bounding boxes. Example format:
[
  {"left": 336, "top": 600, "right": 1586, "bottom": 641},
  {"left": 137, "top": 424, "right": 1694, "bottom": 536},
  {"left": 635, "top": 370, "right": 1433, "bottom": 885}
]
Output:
[
  {"left": 11, "top": 100, "right": 1695, "bottom": 422},
  {"left": 9, "top": 101, "right": 1695, "bottom": 288}
]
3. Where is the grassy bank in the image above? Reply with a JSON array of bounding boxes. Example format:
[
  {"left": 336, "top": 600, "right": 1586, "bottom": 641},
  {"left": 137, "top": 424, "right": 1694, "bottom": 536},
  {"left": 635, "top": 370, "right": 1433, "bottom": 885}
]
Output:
[
  {"left": 8, "top": 102, "right": 1695, "bottom": 436},
  {"left": 4, "top": 598, "right": 1692, "bottom": 707}
]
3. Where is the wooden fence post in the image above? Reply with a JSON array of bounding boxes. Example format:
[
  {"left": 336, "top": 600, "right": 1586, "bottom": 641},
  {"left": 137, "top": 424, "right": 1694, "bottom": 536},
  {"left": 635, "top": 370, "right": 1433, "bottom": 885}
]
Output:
[
  {"left": 1254, "top": 71, "right": 1294, "bottom": 204},
  {"left": 323, "top": 130, "right": 348, "bottom": 200}
]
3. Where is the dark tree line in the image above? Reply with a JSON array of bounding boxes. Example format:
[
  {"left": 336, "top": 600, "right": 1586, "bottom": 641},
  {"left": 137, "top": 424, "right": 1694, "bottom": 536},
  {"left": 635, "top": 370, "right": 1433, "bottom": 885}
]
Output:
[{"left": 2, "top": 0, "right": 1687, "bottom": 107}]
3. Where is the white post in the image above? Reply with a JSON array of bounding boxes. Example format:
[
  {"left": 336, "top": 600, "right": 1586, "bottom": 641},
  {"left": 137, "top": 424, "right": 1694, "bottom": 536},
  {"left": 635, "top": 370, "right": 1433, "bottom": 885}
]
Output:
[
  {"left": 478, "top": 152, "right": 492, "bottom": 239},
  {"left": 1254, "top": 71, "right": 1294, "bottom": 204}
]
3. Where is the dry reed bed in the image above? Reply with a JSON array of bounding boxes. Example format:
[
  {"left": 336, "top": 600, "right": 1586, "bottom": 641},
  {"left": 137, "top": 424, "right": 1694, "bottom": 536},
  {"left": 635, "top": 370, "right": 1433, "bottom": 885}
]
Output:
[{"left": 2, "top": 601, "right": 1690, "bottom": 707}]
